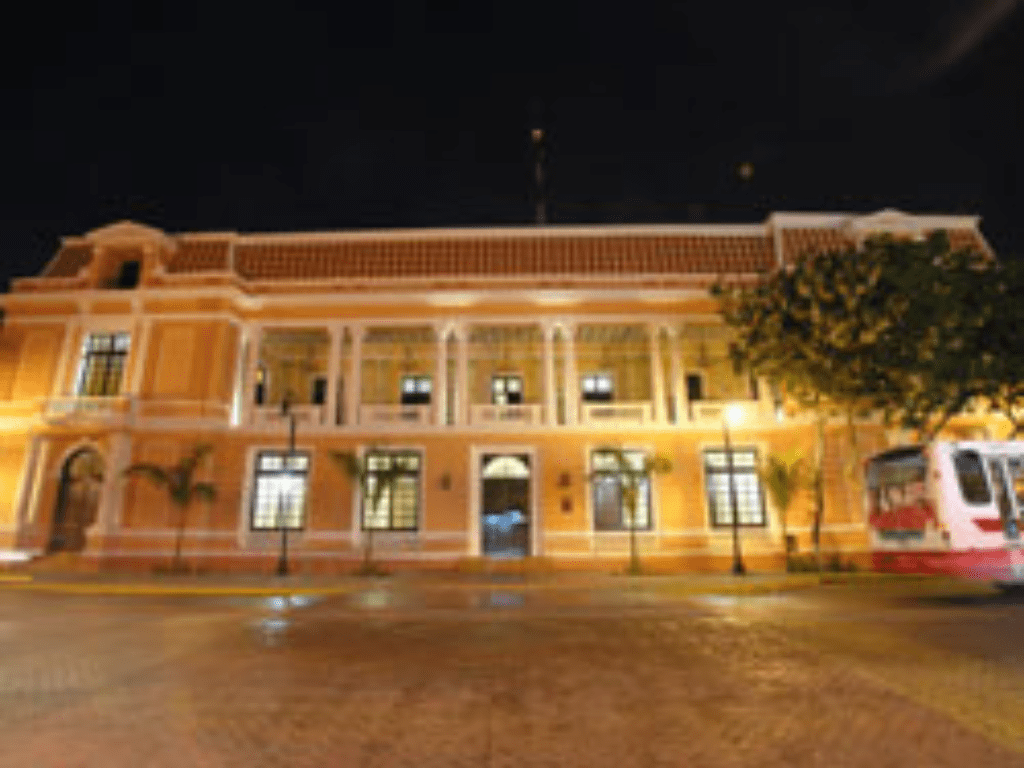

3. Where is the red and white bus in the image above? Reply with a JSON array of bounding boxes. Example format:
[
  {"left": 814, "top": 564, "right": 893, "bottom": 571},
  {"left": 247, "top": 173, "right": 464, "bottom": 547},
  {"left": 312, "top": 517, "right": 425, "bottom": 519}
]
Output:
[{"left": 866, "top": 441, "right": 1024, "bottom": 587}]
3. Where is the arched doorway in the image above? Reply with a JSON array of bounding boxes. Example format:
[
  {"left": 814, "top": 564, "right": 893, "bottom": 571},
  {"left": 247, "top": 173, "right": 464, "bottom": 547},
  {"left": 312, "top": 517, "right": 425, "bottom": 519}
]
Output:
[
  {"left": 480, "top": 453, "right": 531, "bottom": 558},
  {"left": 48, "top": 448, "right": 104, "bottom": 553}
]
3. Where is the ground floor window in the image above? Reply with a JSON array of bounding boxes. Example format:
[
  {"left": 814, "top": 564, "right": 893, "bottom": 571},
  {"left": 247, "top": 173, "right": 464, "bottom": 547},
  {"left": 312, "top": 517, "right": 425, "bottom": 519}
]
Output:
[
  {"left": 251, "top": 451, "right": 310, "bottom": 529},
  {"left": 364, "top": 450, "right": 421, "bottom": 530},
  {"left": 704, "top": 448, "right": 766, "bottom": 527},
  {"left": 591, "top": 449, "right": 652, "bottom": 530}
]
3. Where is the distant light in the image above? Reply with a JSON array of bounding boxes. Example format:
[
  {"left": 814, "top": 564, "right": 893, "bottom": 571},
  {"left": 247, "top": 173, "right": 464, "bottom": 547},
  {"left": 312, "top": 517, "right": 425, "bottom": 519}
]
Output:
[
  {"left": 531, "top": 128, "right": 544, "bottom": 143},
  {"left": 737, "top": 162, "right": 754, "bottom": 180}
]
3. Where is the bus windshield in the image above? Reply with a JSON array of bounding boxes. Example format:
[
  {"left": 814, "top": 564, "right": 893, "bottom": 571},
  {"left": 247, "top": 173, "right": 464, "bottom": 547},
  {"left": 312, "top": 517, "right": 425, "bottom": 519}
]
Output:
[{"left": 867, "top": 447, "right": 927, "bottom": 513}]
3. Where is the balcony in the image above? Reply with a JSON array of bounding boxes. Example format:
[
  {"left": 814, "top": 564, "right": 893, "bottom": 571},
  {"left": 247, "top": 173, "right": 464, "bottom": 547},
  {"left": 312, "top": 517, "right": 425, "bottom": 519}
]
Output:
[
  {"left": 470, "top": 403, "right": 544, "bottom": 426},
  {"left": 580, "top": 401, "right": 652, "bottom": 427},
  {"left": 360, "top": 404, "right": 433, "bottom": 427}
]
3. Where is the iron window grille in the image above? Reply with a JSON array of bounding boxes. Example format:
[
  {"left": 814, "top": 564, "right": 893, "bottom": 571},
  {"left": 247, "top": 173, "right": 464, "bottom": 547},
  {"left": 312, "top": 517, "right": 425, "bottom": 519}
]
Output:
[
  {"left": 591, "top": 449, "right": 652, "bottom": 531},
  {"left": 75, "top": 332, "right": 130, "bottom": 397},
  {"left": 363, "top": 450, "right": 421, "bottom": 531},
  {"left": 251, "top": 451, "right": 310, "bottom": 530},
  {"left": 704, "top": 448, "right": 767, "bottom": 527}
]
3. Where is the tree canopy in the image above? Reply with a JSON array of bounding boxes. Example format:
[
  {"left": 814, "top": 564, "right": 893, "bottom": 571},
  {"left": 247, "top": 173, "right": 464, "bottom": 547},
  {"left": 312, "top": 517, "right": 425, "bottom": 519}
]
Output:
[{"left": 712, "top": 230, "right": 1022, "bottom": 438}]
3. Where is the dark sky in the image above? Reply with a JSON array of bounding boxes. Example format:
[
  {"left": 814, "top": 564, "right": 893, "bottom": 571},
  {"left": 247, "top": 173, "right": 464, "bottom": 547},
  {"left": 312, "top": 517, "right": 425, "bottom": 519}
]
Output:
[{"left": 2, "top": 0, "right": 1022, "bottom": 285}]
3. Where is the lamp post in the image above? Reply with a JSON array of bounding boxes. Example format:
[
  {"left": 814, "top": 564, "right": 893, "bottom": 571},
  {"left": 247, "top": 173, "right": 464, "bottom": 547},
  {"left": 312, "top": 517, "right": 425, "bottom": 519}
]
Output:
[
  {"left": 723, "top": 404, "right": 746, "bottom": 576},
  {"left": 277, "top": 391, "right": 297, "bottom": 577}
]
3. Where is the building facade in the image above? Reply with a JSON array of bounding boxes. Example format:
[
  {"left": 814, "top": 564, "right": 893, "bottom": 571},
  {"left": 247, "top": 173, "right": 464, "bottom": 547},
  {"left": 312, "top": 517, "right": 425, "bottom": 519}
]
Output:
[{"left": 0, "top": 210, "right": 1000, "bottom": 572}]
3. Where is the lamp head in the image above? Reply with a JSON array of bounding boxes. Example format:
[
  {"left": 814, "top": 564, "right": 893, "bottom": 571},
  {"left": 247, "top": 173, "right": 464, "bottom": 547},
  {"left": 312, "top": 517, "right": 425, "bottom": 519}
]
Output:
[{"left": 724, "top": 404, "right": 744, "bottom": 426}]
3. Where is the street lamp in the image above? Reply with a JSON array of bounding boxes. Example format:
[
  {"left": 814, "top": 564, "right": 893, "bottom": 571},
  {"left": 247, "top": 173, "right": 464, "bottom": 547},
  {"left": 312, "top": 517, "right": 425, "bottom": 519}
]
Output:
[
  {"left": 277, "top": 391, "right": 297, "bottom": 576},
  {"left": 722, "top": 404, "right": 746, "bottom": 576}
]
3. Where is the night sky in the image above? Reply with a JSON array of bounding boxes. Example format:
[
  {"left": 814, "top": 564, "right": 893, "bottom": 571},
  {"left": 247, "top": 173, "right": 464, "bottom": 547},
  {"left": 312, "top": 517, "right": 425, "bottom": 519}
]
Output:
[{"left": 2, "top": 0, "right": 1022, "bottom": 285}]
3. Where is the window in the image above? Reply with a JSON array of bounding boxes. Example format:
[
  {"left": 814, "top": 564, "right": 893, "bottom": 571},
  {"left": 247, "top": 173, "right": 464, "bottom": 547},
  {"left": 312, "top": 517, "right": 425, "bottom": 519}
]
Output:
[
  {"left": 254, "top": 364, "right": 267, "bottom": 405},
  {"left": 591, "top": 449, "right": 652, "bottom": 531},
  {"left": 400, "top": 375, "right": 431, "bottom": 405},
  {"left": 311, "top": 376, "right": 327, "bottom": 405},
  {"left": 114, "top": 260, "right": 141, "bottom": 289},
  {"left": 704, "top": 448, "right": 766, "bottom": 527},
  {"left": 954, "top": 450, "right": 991, "bottom": 504},
  {"left": 76, "top": 332, "right": 130, "bottom": 396},
  {"left": 686, "top": 373, "right": 704, "bottom": 401},
  {"left": 492, "top": 374, "right": 523, "bottom": 405},
  {"left": 363, "top": 450, "right": 421, "bottom": 530},
  {"left": 581, "top": 373, "right": 613, "bottom": 402},
  {"left": 251, "top": 451, "right": 310, "bottom": 530}
]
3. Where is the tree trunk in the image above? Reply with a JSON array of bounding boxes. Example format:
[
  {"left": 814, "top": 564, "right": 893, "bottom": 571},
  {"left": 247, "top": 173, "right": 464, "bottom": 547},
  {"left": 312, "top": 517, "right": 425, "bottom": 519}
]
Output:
[
  {"left": 172, "top": 504, "right": 188, "bottom": 573},
  {"left": 813, "top": 411, "right": 826, "bottom": 579}
]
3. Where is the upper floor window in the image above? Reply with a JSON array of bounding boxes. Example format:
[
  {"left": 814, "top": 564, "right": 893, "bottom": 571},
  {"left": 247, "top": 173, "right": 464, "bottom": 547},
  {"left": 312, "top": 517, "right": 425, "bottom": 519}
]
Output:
[
  {"left": 581, "top": 373, "right": 613, "bottom": 402},
  {"left": 591, "top": 449, "right": 652, "bottom": 531},
  {"left": 492, "top": 374, "right": 523, "bottom": 405},
  {"left": 686, "top": 373, "right": 704, "bottom": 401},
  {"left": 363, "top": 450, "right": 421, "bottom": 530},
  {"left": 76, "top": 332, "right": 130, "bottom": 397},
  {"left": 401, "top": 375, "right": 431, "bottom": 405},
  {"left": 704, "top": 448, "right": 766, "bottom": 527},
  {"left": 251, "top": 451, "right": 309, "bottom": 530}
]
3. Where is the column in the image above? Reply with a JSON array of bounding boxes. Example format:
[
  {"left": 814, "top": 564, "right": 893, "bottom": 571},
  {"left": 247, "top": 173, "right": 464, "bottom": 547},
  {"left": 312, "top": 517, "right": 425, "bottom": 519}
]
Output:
[
  {"left": 649, "top": 324, "right": 665, "bottom": 424},
  {"left": 242, "top": 324, "right": 262, "bottom": 426},
  {"left": 50, "top": 319, "right": 79, "bottom": 398},
  {"left": 347, "top": 324, "right": 363, "bottom": 426},
  {"left": 668, "top": 326, "right": 684, "bottom": 425},
  {"left": 230, "top": 325, "right": 250, "bottom": 427},
  {"left": 542, "top": 322, "right": 557, "bottom": 425},
  {"left": 434, "top": 324, "right": 448, "bottom": 426},
  {"left": 325, "top": 323, "right": 342, "bottom": 427},
  {"left": 562, "top": 321, "right": 578, "bottom": 426},
  {"left": 99, "top": 433, "right": 132, "bottom": 534},
  {"left": 455, "top": 324, "right": 469, "bottom": 426},
  {"left": 129, "top": 317, "right": 152, "bottom": 396}
]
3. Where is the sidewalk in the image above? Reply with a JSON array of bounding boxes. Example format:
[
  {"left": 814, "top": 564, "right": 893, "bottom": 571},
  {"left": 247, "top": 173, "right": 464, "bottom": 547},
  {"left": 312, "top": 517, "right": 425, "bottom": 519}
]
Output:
[{"left": 0, "top": 567, "right": 931, "bottom": 598}]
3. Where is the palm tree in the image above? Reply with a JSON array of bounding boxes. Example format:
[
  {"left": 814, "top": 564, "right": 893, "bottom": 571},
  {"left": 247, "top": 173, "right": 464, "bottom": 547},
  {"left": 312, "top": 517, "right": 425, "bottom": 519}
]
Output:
[
  {"left": 758, "top": 449, "right": 806, "bottom": 571},
  {"left": 123, "top": 444, "right": 216, "bottom": 572},
  {"left": 591, "top": 446, "right": 672, "bottom": 575},
  {"left": 328, "top": 448, "right": 405, "bottom": 575}
]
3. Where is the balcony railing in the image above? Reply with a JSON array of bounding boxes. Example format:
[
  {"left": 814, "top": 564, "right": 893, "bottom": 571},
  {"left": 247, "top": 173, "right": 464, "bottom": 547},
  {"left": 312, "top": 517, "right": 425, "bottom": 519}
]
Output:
[
  {"left": 580, "top": 401, "right": 652, "bottom": 426},
  {"left": 360, "top": 404, "right": 433, "bottom": 426},
  {"left": 470, "top": 403, "right": 544, "bottom": 426},
  {"left": 44, "top": 395, "right": 134, "bottom": 421},
  {"left": 253, "top": 404, "right": 327, "bottom": 428},
  {"left": 688, "top": 400, "right": 770, "bottom": 425}
]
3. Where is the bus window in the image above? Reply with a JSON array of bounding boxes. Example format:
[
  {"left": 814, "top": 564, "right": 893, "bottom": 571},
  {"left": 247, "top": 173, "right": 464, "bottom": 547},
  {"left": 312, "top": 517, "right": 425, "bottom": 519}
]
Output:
[
  {"left": 954, "top": 450, "right": 991, "bottom": 504},
  {"left": 987, "top": 460, "right": 1018, "bottom": 538},
  {"left": 1008, "top": 458, "right": 1024, "bottom": 508}
]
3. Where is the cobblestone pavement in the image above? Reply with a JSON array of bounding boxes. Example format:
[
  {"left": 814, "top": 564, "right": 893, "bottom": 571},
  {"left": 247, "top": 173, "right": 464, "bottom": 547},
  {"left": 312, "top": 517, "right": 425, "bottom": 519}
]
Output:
[{"left": 0, "top": 582, "right": 1022, "bottom": 767}]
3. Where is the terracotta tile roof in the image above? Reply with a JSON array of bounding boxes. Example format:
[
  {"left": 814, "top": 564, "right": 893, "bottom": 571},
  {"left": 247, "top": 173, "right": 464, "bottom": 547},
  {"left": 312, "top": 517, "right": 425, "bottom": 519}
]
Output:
[
  {"left": 946, "top": 228, "right": 991, "bottom": 256},
  {"left": 231, "top": 234, "right": 775, "bottom": 282},
  {"left": 166, "top": 238, "right": 231, "bottom": 273},
  {"left": 778, "top": 229, "right": 854, "bottom": 265},
  {"left": 43, "top": 243, "right": 93, "bottom": 277}
]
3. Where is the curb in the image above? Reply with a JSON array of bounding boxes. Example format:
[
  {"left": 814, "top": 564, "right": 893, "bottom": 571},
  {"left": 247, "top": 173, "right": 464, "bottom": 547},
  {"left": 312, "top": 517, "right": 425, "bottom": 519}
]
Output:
[{"left": 0, "top": 572, "right": 938, "bottom": 598}]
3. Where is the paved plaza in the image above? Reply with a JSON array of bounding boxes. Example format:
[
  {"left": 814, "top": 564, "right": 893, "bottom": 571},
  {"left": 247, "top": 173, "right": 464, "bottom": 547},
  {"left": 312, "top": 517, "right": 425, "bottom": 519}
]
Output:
[{"left": 0, "top": 576, "right": 1022, "bottom": 767}]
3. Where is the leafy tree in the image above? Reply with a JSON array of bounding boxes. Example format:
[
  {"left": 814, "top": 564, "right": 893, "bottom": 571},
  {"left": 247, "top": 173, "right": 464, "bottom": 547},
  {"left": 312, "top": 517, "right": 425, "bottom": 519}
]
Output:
[
  {"left": 758, "top": 449, "right": 806, "bottom": 571},
  {"left": 328, "top": 448, "right": 405, "bottom": 575},
  {"left": 123, "top": 444, "right": 216, "bottom": 572},
  {"left": 590, "top": 447, "right": 672, "bottom": 575},
  {"left": 712, "top": 231, "right": 994, "bottom": 569}
]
